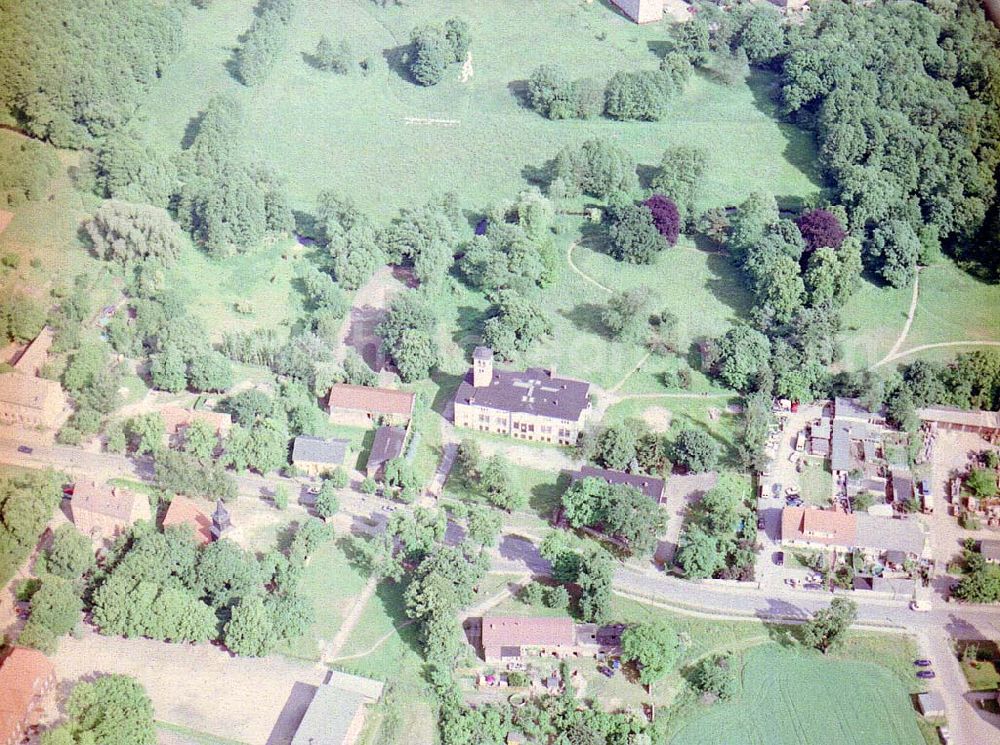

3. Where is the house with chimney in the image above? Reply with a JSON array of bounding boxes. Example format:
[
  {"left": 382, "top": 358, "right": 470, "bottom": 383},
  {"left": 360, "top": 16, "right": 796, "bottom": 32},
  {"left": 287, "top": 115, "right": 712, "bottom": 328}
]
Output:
[
  {"left": 69, "top": 480, "right": 151, "bottom": 542},
  {"left": 476, "top": 616, "right": 619, "bottom": 663},
  {"left": 0, "top": 327, "right": 67, "bottom": 430},
  {"left": 0, "top": 647, "right": 56, "bottom": 745},
  {"left": 453, "top": 347, "right": 591, "bottom": 446}
]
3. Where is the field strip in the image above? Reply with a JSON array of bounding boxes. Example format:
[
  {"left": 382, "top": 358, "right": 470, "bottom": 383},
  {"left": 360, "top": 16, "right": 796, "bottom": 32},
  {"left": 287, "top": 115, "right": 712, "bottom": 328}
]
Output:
[
  {"left": 614, "top": 391, "right": 733, "bottom": 401},
  {"left": 566, "top": 241, "right": 613, "bottom": 293},
  {"left": 404, "top": 116, "right": 460, "bottom": 126}
]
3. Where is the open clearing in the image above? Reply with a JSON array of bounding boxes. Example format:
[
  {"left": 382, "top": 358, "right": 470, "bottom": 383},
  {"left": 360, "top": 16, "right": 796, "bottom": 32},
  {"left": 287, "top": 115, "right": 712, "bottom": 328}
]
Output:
[
  {"left": 135, "top": 0, "right": 821, "bottom": 218},
  {"left": 670, "top": 644, "right": 923, "bottom": 745}
]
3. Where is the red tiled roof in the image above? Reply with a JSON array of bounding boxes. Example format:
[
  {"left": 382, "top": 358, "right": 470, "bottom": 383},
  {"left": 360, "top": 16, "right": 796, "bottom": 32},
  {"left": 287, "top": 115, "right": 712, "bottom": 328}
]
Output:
[
  {"left": 162, "top": 495, "right": 212, "bottom": 545},
  {"left": 327, "top": 384, "right": 415, "bottom": 417},
  {"left": 481, "top": 616, "right": 575, "bottom": 650},
  {"left": 161, "top": 406, "right": 233, "bottom": 435},
  {"left": 781, "top": 507, "right": 856, "bottom": 547},
  {"left": 72, "top": 481, "right": 137, "bottom": 522},
  {"left": 0, "top": 647, "right": 54, "bottom": 736}
]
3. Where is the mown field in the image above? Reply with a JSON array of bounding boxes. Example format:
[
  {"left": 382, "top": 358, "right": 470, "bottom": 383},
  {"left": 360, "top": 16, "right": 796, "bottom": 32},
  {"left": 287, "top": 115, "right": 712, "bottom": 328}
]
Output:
[
  {"left": 669, "top": 644, "right": 924, "bottom": 745},
  {"left": 135, "top": 0, "right": 822, "bottom": 219}
]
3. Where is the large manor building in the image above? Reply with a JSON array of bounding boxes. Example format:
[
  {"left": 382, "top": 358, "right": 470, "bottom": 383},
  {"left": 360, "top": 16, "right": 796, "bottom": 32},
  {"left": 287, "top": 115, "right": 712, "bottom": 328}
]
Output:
[{"left": 453, "top": 347, "right": 590, "bottom": 446}]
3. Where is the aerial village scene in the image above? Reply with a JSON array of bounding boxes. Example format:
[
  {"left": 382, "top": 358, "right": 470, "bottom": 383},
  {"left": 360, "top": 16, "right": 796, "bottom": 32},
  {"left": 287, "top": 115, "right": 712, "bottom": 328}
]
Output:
[{"left": 0, "top": 1, "right": 999, "bottom": 744}]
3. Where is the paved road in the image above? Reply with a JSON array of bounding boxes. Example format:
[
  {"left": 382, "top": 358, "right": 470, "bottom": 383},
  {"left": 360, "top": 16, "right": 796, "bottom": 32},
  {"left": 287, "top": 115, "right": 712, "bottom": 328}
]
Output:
[{"left": 4, "top": 437, "right": 1000, "bottom": 743}]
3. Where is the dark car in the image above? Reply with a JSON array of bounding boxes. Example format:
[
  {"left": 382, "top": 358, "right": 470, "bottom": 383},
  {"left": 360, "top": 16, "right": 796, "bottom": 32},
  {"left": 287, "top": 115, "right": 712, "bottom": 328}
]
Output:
[
  {"left": 773, "top": 551, "right": 784, "bottom": 566},
  {"left": 757, "top": 516, "right": 766, "bottom": 530},
  {"left": 771, "top": 483, "right": 783, "bottom": 498},
  {"left": 17, "top": 445, "right": 33, "bottom": 454},
  {"left": 599, "top": 667, "right": 614, "bottom": 678},
  {"left": 914, "top": 659, "right": 932, "bottom": 667},
  {"left": 803, "top": 583, "right": 823, "bottom": 591},
  {"left": 916, "top": 670, "right": 936, "bottom": 679}
]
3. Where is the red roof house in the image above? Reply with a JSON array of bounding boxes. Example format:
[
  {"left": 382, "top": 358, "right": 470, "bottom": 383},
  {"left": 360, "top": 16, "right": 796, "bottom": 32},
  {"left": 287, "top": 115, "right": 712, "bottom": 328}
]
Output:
[
  {"left": 480, "top": 616, "right": 577, "bottom": 662},
  {"left": 162, "top": 495, "right": 213, "bottom": 545},
  {"left": 781, "top": 507, "right": 857, "bottom": 549},
  {"left": 0, "top": 647, "right": 56, "bottom": 745}
]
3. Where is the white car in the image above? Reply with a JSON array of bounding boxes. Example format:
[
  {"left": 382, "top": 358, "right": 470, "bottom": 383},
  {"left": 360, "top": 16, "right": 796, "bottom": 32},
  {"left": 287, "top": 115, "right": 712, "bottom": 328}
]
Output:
[
  {"left": 909, "top": 599, "right": 931, "bottom": 612},
  {"left": 788, "top": 451, "right": 800, "bottom": 463}
]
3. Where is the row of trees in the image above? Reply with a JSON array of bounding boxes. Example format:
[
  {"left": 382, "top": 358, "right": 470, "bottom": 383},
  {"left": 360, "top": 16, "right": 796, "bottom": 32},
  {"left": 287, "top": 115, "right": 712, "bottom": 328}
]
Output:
[
  {"left": 0, "top": 471, "right": 62, "bottom": 586},
  {"left": 453, "top": 440, "right": 527, "bottom": 511},
  {"left": 526, "top": 52, "right": 692, "bottom": 122},
  {"left": 581, "top": 418, "right": 719, "bottom": 476}
]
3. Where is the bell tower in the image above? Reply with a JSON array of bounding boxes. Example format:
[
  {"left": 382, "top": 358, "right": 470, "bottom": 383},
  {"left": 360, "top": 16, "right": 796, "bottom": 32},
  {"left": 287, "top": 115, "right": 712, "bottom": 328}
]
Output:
[{"left": 473, "top": 346, "right": 493, "bottom": 388}]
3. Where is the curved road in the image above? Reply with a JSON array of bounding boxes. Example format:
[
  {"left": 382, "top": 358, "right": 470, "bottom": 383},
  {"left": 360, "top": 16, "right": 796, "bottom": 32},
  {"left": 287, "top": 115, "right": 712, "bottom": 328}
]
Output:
[{"left": 4, "top": 439, "right": 999, "bottom": 744}]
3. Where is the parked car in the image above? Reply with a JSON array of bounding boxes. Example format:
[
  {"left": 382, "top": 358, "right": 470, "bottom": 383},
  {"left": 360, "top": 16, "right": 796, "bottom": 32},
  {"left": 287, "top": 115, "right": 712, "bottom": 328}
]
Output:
[
  {"left": 787, "top": 498, "right": 803, "bottom": 507},
  {"left": 913, "top": 659, "right": 932, "bottom": 667},
  {"left": 757, "top": 516, "right": 765, "bottom": 530},
  {"left": 939, "top": 726, "right": 950, "bottom": 744},
  {"left": 771, "top": 483, "right": 783, "bottom": 498},
  {"left": 910, "top": 599, "right": 931, "bottom": 612},
  {"left": 916, "top": 670, "right": 935, "bottom": 679},
  {"left": 788, "top": 451, "right": 799, "bottom": 463},
  {"left": 773, "top": 551, "right": 784, "bottom": 566},
  {"left": 17, "top": 445, "right": 32, "bottom": 454},
  {"left": 803, "top": 583, "right": 823, "bottom": 591},
  {"left": 599, "top": 667, "right": 614, "bottom": 678}
]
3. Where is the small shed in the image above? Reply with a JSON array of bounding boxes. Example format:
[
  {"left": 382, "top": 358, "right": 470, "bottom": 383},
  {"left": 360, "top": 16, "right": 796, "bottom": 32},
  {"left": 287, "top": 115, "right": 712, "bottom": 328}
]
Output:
[{"left": 917, "top": 691, "right": 945, "bottom": 718}]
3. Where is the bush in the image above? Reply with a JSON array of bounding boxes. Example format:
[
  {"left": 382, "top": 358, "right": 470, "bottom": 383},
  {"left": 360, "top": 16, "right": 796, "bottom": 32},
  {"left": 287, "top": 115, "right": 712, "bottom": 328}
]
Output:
[
  {"left": 85, "top": 201, "right": 185, "bottom": 268},
  {"left": 608, "top": 205, "right": 667, "bottom": 264},
  {"left": 544, "top": 585, "right": 570, "bottom": 609},
  {"left": 551, "top": 138, "right": 637, "bottom": 200},
  {"left": 671, "top": 428, "right": 720, "bottom": 473},
  {"left": 519, "top": 582, "right": 544, "bottom": 605},
  {"left": 604, "top": 69, "right": 671, "bottom": 121}
]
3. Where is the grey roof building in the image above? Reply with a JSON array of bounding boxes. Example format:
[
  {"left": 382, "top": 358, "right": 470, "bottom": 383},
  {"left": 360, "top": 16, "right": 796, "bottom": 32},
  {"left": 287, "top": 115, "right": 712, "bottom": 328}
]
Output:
[
  {"left": 292, "top": 436, "right": 349, "bottom": 466},
  {"left": 290, "top": 671, "right": 384, "bottom": 745},
  {"left": 891, "top": 467, "right": 914, "bottom": 504},
  {"left": 366, "top": 426, "right": 406, "bottom": 478},
  {"left": 454, "top": 366, "right": 590, "bottom": 421},
  {"left": 572, "top": 465, "right": 666, "bottom": 502},
  {"left": 917, "top": 691, "right": 945, "bottom": 718},
  {"left": 981, "top": 539, "right": 1000, "bottom": 563},
  {"left": 855, "top": 514, "right": 927, "bottom": 557}
]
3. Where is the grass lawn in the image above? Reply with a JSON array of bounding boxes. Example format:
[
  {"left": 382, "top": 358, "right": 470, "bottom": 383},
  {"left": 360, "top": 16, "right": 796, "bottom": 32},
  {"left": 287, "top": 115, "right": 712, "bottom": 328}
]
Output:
[
  {"left": 960, "top": 658, "right": 1000, "bottom": 692},
  {"left": 669, "top": 644, "right": 924, "bottom": 745},
  {"left": 161, "top": 238, "right": 309, "bottom": 343},
  {"left": 442, "top": 465, "right": 567, "bottom": 525},
  {"left": 276, "top": 537, "right": 368, "bottom": 662},
  {"left": 604, "top": 396, "right": 742, "bottom": 467},
  {"left": 334, "top": 581, "right": 438, "bottom": 745},
  {"left": 839, "top": 260, "right": 1000, "bottom": 371},
  {"left": 136, "top": 1, "right": 821, "bottom": 221},
  {"left": 798, "top": 460, "right": 832, "bottom": 507}
]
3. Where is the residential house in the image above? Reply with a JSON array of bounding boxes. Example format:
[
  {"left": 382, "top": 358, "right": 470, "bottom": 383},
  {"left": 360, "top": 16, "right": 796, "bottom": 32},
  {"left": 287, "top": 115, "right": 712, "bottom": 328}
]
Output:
[
  {"left": 292, "top": 436, "right": 349, "bottom": 477},
  {"left": 327, "top": 384, "right": 415, "bottom": 428},
  {"left": 0, "top": 647, "right": 56, "bottom": 745},
  {"left": 918, "top": 406, "right": 1000, "bottom": 439},
  {"left": 890, "top": 467, "right": 914, "bottom": 505},
  {"left": 980, "top": 540, "right": 1000, "bottom": 564},
  {"left": 478, "top": 616, "right": 605, "bottom": 662},
  {"left": 69, "top": 480, "right": 151, "bottom": 542},
  {"left": 609, "top": 0, "right": 664, "bottom": 24},
  {"left": 162, "top": 495, "right": 213, "bottom": 545},
  {"left": 571, "top": 465, "right": 666, "bottom": 503},
  {"left": 161, "top": 406, "right": 233, "bottom": 445},
  {"left": 781, "top": 506, "right": 927, "bottom": 561},
  {"left": 854, "top": 513, "right": 928, "bottom": 561},
  {"left": 780, "top": 507, "right": 857, "bottom": 550},
  {"left": 365, "top": 426, "right": 406, "bottom": 479},
  {"left": 0, "top": 327, "right": 67, "bottom": 430},
  {"left": 290, "top": 670, "right": 384, "bottom": 745},
  {"left": 453, "top": 347, "right": 591, "bottom": 446}
]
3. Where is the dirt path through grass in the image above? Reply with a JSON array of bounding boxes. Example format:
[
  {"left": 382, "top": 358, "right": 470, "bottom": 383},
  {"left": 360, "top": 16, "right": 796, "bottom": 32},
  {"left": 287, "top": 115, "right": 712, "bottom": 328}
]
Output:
[
  {"left": 874, "top": 269, "right": 921, "bottom": 368},
  {"left": 323, "top": 576, "right": 378, "bottom": 662},
  {"left": 566, "top": 241, "right": 613, "bottom": 294}
]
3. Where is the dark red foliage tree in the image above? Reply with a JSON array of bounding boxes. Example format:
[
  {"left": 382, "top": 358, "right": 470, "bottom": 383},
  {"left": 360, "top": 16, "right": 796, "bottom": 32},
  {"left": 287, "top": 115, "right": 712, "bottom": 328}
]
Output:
[
  {"left": 795, "top": 209, "right": 846, "bottom": 252},
  {"left": 642, "top": 194, "right": 680, "bottom": 246}
]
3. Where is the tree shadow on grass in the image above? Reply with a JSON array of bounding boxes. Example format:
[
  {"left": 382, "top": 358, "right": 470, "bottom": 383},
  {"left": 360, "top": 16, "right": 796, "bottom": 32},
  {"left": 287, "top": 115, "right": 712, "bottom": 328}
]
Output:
[
  {"left": 181, "top": 110, "right": 206, "bottom": 150},
  {"left": 452, "top": 305, "right": 483, "bottom": 347},
  {"left": 704, "top": 251, "right": 752, "bottom": 318},
  {"left": 371, "top": 580, "right": 423, "bottom": 658},
  {"left": 560, "top": 302, "right": 610, "bottom": 338},
  {"left": 508, "top": 79, "right": 532, "bottom": 110},
  {"left": 528, "top": 472, "right": 569, "bottom": 521},
  {"left": 381, "top": 44, "right": 413, "bottom": 84}
]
